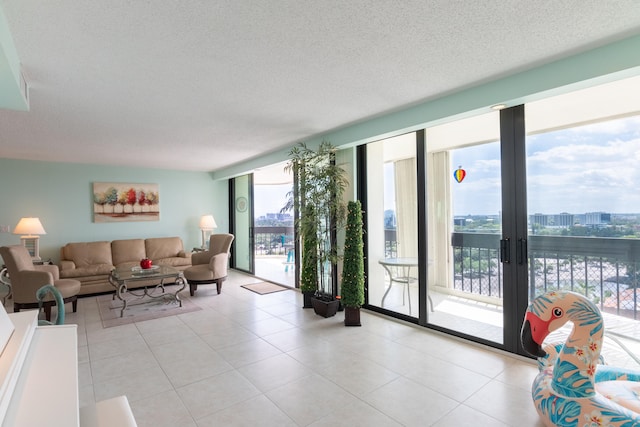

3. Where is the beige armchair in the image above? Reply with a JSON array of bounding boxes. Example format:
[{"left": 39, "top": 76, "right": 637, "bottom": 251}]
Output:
[
  {"left": 0, "top": 245, "right": 81, "bottom": 322},
  {"left": 183, "top": 234, "right": 234, "bottom": 296}
]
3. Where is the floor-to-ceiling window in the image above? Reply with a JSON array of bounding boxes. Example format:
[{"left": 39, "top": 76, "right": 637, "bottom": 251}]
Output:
[
  {"left": 425, "top": 111, "right": 505, "bottom": 344},
  {"left": 253, "top": 162, "right": 295, "bottom": 287},
  {"left": 361, "top": 74, "right": 640, "bottom": 361},
  {"left": 524, "top": 76, "right": 640, "bottom": 365},
  {"left": 230, "top": 174, "right": 254, "bottom": 274},
  {"left": 365, "top": 133, "right": 419, "bottom": 318}
]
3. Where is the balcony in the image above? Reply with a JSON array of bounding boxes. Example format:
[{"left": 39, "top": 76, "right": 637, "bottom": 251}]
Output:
[
  {"left": 450, "top": 232, "right": 640, "bottom": 320},
  {"left": 266, "top": 227, "right": 640, "bottom": 320},
  {"left": 378, "top": 230, "right": 640, "bottom": 366},
  {"left": 253, "top": 226, "right": 295, "bottom": 287}
]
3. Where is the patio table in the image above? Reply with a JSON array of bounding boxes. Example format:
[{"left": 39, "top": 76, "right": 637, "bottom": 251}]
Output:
[{"left": 379, "top": 258, "right": 434, "bottom": 315}]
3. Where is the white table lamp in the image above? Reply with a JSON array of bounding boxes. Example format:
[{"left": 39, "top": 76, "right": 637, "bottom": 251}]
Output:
[
  {"left": 199, "top": 215, "right": 217, "bottom": 249},
  {"left": 13, "top": 217, "right": 47, "bottom": 260}
]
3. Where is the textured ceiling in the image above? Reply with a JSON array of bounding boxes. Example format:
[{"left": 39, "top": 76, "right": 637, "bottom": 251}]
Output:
[{"left": 1, "top": 1, "right": 640, "bottom": 172}]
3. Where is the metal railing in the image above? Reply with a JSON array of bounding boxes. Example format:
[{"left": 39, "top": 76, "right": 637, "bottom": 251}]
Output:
[
  {"left": 254, "top": 226, "right": 294, "bottom": 256},
  {"left": 526, "top": 235, "right": 640, "bottom": 320},
  {"left": 267, "top": 226, "right": 640, "bottom": 319},
  {"left": 384, "top": 231, "right": 640, "bottom": 320}
]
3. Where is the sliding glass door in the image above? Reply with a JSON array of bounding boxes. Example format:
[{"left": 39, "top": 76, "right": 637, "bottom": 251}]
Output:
[
  {"left": 363, "top": 109, "right": 525, "bottom": 349},
  {"left": 230, "top": 174, "right": 254, "bottom": 274},
  {"left": 361, "top": 75, "right": 640, "bottom": 357},
  {"left": 424, "top": 111, "right": 508, "bottom": 345},
  {"left": 364, "top": 118, "right": 509, "bottom": 344},
  {"left": 365, "top": 133, "right": 419, "bottom": 318},
  {"left": 253, "top": 162, "right": 295, "bottom": 287}
]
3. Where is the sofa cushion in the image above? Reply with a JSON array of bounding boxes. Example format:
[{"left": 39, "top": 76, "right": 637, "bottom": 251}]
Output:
[
  {"left": 145, "top": 237, "right": 185, "bottom": 260},
  {"left": 153, "top": 256, "right": 191, "bottom": 269},
  {"left": 61, "top": 241, "right": 112, "bottom": 268},
  {"left": 60, "top": 265, "right": 114, "bottom": 279},
  {"left": 111, "top": 239, "right": 146, "bottom": 266}
]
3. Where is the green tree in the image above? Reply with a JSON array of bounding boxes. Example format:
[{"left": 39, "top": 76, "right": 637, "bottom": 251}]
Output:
[{"left": 283, "top": 141, "right": 347, "bottom": 295}]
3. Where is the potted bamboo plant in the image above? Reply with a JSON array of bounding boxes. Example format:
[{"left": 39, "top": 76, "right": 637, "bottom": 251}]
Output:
[
  {"left": 283, "top": 141, "right": 347, "bottom": 315},
  {"left": 341, "top": 200, "right": 365, "bottom": 326}
]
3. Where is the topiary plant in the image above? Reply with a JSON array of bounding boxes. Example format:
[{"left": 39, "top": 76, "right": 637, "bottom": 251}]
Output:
[{"left": 341, "top": 200, "right": 364, "bottom": 309}]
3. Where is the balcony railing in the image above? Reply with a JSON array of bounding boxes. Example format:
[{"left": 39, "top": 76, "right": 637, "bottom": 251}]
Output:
[
  {"left": 254, "top": 226, "right": 294, "bottom": 256},
  {"left": 268, "top": 226, "right": 640, "bottom": 319},
  {"left": 453, "top": 233, "right": 640, "bottom": 320},
  {"left": 384, "top": 230, "right": 640, "bottom": 320}
]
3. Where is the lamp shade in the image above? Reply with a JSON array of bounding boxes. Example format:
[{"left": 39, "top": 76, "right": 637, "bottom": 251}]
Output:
[
  {"left": 13, "top": 217, "right": 46, "bottom": 236},
  {"left": 199, "top": 215, "right": 217, "bottom": 230}
]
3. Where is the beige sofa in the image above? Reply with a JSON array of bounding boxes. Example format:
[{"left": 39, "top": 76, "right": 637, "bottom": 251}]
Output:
[{"left": 59, "top": 237, "right": 192, "bottom": 295}]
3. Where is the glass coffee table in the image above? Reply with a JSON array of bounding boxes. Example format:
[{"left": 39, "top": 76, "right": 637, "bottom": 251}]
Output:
[{"left": 109, "top": 265, "right": 186, "bottom": 317}]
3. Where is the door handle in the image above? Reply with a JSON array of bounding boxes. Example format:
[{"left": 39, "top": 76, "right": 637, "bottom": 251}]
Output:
[
  {"left": 500, "top": 238, "right": 510, "bottom": 264},
  {"left": 517, "top": 238, "right": 527, "bottom": 265}
]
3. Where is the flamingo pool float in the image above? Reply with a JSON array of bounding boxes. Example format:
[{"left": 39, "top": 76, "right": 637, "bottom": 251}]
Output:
[{"left": 521, "top": 290, "right": 640, "bottom": 426}]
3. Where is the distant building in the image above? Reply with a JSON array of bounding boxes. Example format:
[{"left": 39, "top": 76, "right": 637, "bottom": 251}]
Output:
[
  {"left": 531, "top": 213, "right": 548, "bottom": 227},
  {"left": 453, "top": 217, "right": 467, "bottom": 226},
  {"left": 585, "top": 212, "right": 611, "bottom": 226},
  {"left": 529, "top": 212, "right": 574, "bottom": 228},
  {"left": 529, "top": 211, "right": 612, "bottom": 229},
  {"left": 265, "top": 212, "right": 293, "bottom": 222},
  {"left": 257, "top": 212, "right": 293, "bottom": 224}
]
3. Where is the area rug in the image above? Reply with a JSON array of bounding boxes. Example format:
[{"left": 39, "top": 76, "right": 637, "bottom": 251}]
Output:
[
  {"left": 241, "top": 282, "right": 289, "bottom": 295},
  {"left": 97, "top": 288, "right": 202, "bottom": 328}
]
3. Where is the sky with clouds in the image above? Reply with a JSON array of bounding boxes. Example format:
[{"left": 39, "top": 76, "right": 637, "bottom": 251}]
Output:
[
  {"left": 253, "top": 115, "right": 640, "bottom": 219},
  {"left": 452, "top": 115, "right": 640, "bottom": 216},
  {"left": 254, "top": 183, "right": 291, "bottom": 218}
]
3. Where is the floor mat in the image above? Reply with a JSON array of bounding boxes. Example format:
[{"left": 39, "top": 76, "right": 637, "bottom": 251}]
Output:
[{"left": 241, "top": 282, "right": 290, "bottom": 295}]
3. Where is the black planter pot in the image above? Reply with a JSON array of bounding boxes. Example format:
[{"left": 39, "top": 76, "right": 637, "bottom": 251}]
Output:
[
  {"left": 311, "top": 297, "right": 339, "bottom": 318},
  {"left": 344, "top": 306, "right": 361, "bottom": 326},
  {"left": 302, "top": 291, "right": 315, "bottom": 308}
]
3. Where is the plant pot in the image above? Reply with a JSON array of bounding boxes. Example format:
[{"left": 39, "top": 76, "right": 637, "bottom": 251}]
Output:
[
  {"left": 302, "top": 291, "right": 315, "bottom": 309},
  {"left": 344, "top": 306, "right": 361, "bottom": 326},
  {"left": 311, "top": 296, "right": 339, "bottom": 318}
]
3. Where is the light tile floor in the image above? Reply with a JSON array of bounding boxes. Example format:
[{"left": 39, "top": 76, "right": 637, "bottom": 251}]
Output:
[{"left": 63, "top": 271, "right": 546, "bottom": 427}]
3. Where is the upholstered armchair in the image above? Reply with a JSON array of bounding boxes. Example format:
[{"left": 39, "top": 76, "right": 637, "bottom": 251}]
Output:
[
  {"left": 183, "top": 234, "right": 234, "bottom": 296},
  {"left": 0, "top": 245, "right": 81, "bottom": 322}
]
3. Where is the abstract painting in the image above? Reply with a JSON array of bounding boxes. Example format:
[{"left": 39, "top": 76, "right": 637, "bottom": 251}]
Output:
[{"left": 93, "top": 182, "right": 159, "bottom": 222}]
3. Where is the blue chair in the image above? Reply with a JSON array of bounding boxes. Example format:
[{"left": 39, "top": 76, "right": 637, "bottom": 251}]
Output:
[{"left": 281, "top": 235, "right": 295, "bottom": 272}]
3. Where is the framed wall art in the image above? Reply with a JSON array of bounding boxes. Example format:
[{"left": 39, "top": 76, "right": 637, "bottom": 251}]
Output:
[
  {"left": 235, "top": 196, "right": 248, "bottom": 213},
  {"left": 93, "top": 182, "right": 159, "bottom": 222}
]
